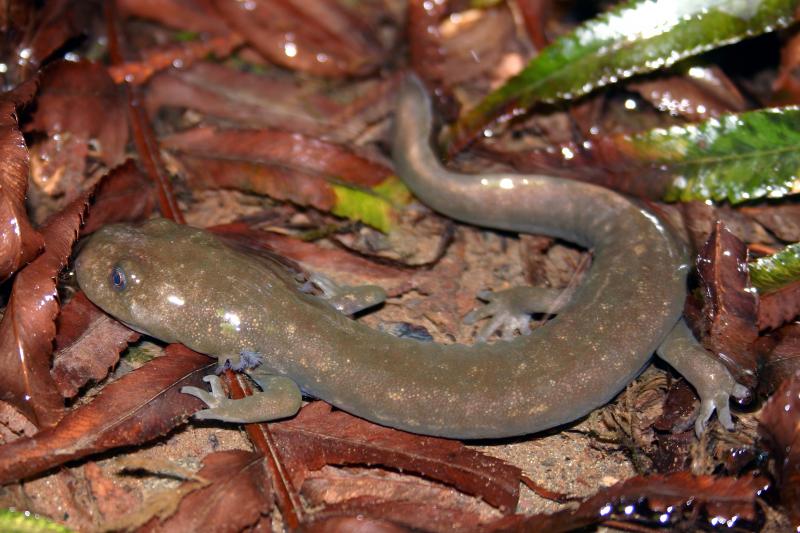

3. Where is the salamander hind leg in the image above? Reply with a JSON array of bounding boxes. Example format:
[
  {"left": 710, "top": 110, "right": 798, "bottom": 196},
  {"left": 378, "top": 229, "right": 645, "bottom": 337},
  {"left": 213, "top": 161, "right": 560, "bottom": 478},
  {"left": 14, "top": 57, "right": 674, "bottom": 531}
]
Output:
[
  {"left": 464, "top": 286, "right": 575, "bottom": 342},
  {"left": 301, "top": 272, "right": 387, "bottom": 316},
  {"left": 181, "top": 372, "right": 302, "bottom": 424},
  {"left": 656, "top": 319, "right": 749, "bottom": 435}
]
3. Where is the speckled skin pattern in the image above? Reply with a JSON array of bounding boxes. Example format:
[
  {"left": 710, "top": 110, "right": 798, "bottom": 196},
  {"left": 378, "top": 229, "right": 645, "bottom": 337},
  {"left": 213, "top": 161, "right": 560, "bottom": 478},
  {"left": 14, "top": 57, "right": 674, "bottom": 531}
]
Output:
[{"left": 76, "top": 76, "right": 690, "bottom": 439}]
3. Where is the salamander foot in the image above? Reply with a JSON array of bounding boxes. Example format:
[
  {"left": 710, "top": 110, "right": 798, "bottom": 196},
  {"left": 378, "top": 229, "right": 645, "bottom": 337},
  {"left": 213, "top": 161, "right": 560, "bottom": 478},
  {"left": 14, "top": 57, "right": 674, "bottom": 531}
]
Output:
[{"left": 464, "top": 286, "right": 575, "bottom": 342}]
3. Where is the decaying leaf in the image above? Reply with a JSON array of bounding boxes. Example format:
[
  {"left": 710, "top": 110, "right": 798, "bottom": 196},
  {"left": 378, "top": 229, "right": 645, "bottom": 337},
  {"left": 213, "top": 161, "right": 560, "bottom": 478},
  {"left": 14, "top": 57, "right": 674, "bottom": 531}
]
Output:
[
  {"left": 301, "top": 466, "right": 498, "bottom": 531},
  {"left": 271, "top": 402, "right": 521, "bottom": 512},
  {"left": 0, "top": 81, "right": 44, "bottom": 282},
  {"left": 758, "top": 371, "right": 800, "bottom": 529},
  {"left": 758, "top": 280, "right": 800, "bottom": 331},
  {"left": 489, "top": 472, "right": 768, "bottom": 531},
  {"left": 145, "top": 62, "right": 378, "bottom": 139},
  {"left": 629, "top": 66, "right": 746, "bottom": 122},
  {"left": 693, "top": 221, "right": 759, "bottom": 389},
  {"left": 0, "top": 192, "right": 91, "bottom": 428},
  {"left": 51, "top": 291, "right": 140, "bottom": 398},
  {"left": 0, "top": 400, "right": 38, "bottom": 445},
  {"left": 117, "top": 0, "right": 230, "bottom": 35},
  {"left": 80, "top": 160, "right": 156, "bottom": 235},
  {"left": 213, "top": 0, "right": 388, "bottom": 77},
  {"left": 758, "top": 324, "right": 800, "bottom": 396},
  {"left": 0, "top": 346, "right": 213, "bottom": 484},
  {"left": 163, "top": 126, "right": 408, "bottom": 231},
  {"left": 138, "top": 450, "right": 271, "bottom": 532},
  {"left": 27, "top": 60, "right": 128, "bottom": 200}
]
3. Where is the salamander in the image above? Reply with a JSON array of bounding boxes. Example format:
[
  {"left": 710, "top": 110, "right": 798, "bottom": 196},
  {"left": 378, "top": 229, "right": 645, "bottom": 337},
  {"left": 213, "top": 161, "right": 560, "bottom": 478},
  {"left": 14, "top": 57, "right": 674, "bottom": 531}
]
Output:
[{"left": 75, "top": 75, "right": 744, "bottom": 439}]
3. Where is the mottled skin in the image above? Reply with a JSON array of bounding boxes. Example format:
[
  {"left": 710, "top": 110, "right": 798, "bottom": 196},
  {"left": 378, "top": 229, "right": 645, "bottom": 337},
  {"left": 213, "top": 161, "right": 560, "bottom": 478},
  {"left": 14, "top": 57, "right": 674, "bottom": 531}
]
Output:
[{"left": 75, "top": 76, "right": 743, "bottom": 439}]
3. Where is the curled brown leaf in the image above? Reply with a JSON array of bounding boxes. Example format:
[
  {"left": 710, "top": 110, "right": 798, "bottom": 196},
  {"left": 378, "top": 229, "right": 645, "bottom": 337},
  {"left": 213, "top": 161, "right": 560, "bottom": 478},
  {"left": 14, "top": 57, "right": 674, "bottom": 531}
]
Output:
[
  {"left": 0, "top": 192, "right": 91, "bottom": 428},
  {"left": 272, "top": 402, "right": 521, "bottom": 512},
  {"left": 0, "top": 345, "right": 213, "bottom": 485},
  {"left": 116, "top": 0, "right": 231, "bottom": 35},
  {"left": 758, "top": 371, "right": 800, "bottom": 529},
  {"left": 489, "top": 472, "right": 768, "bottom": 532},
  {"left": 0, "top": 81, "right": 44, "bottom": 282},
  {"left": 80, "top": 160, "right": 156, "bottom": 236},
  {"left": 212, "top": 0, "right": 388, "bottom": 77},
  {"left": 162, "top": 126, "right": 392, "bottom": 212},
  {"left": 140, "top": 450, "right": 272, "bottom": 532},
  {"left": 693, "top": 221, "right": 759, "bottom": 389},
  {"left": 27, "top": 60, "right": 128, "bottom": 200},
  {"left": 51, "top": 291, "right": 140, "bottom": 398}
]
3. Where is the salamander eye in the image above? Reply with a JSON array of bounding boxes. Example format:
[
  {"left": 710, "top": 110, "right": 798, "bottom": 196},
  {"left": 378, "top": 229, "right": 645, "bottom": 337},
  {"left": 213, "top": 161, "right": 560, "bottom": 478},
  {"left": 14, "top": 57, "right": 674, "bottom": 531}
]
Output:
[{"left": 110, "top": 266, "right": 127, "bottom": 291}]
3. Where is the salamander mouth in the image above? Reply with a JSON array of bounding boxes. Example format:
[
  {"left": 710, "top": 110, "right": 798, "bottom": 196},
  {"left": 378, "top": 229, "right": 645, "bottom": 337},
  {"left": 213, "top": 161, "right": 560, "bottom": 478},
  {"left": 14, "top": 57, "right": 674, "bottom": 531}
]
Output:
[{"left": 119, "top": 318, "right": 153, "bottom": 338}]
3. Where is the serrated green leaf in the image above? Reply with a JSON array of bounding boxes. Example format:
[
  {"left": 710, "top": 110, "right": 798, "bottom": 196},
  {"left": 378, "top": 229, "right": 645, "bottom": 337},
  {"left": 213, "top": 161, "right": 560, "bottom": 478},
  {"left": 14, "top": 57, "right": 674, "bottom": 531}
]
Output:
[
  {"left": 447, "top": 0, "right": 800, "bottom": 153},
  {"left": 0, "top": 510, "right": 72, "bottom": 533},
  {"left": 330, "top": 176, "right": 411, "bottom": 233},
  {"left": 619, "top": 107, "right": 800, "bottom": 203},
  {"left": 749, "top": 242, "right": 800, "bottom": 292}
]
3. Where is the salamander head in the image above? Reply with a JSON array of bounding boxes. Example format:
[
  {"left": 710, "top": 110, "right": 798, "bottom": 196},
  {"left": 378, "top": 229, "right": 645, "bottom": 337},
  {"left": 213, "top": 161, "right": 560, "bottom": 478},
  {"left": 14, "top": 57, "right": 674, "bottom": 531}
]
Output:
[{"left": 75, "top": 218, "right": 220, "bottom": 342}]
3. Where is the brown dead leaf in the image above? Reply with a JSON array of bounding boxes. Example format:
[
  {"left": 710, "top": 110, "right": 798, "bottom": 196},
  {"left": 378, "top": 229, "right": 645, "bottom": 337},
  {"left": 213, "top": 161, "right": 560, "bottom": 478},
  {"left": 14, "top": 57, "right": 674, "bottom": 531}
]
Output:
[
  {"left": 654, "top": 379, "right": 698, "bottom": 434},
  {"left": 302, "top": 467, "right": 495, "bottom": 532},
  {"left": 0, "top": 401, "right": 38, "bottom": 445},
  {"left": 139, "top": 450, "right": 272, "bottom": 533},
  {"left": 758, "top": 324, "right": 800, "bottom": 397},
  {"left": 162, "top": 126, "right": 391, "bottom": 212},
  {"left": 772, "top": 30, "right": 800, "bottom": 105},
  {"left": 515, "top": 0, "right": 553, "bottom": 49},
  {"left": 212, "top": 0, "right": 387, "bottom": 77},
  {"left": 0, "top": 345, "right": 213, "bottom": 484},
  {"left": 740, "top": 203, "right": 800, "bottom": 242},
  {"left": 21, "top": 468, "right": 97, "bottom": 532},
  {"left": 117, "top": 0, "right": 231, "bottom": 35},
  {"left": 3, "top": 0, "right": 96, "bottom": 84},
  {"left": 152, "top": 62, "right": 399, "bottom": 144},
  {"left": 629, "top": 66, "right": 746, "bottom": 122},
  {"left": 83, "top": 461, "right": 141, "bottom": 524},
  {"left": 0, "top": 192, "right": 91, "bottom": 428},
  {"left": 51, "top": 291, "right": 140, "bottom": 398},
  {"left": 758, "top": 371, "right": 800, "bottom": 529},
  {"left": 408, "top": 0, "right": 448, "bottom": 86},
  {"left": 271, "top": 402, "right": 521, "bottom": 512},
  {"left": 108, "top": 34, "right": 243, "bottom": 85},
  {"left": 209, "top": 222, "right": 412, "bottom": 295},
  {"left": 0, "top": 80, "right": 44, "bottom": 282},
  {"left": 693, "top": 221, "right": 759, "bottom": 389},
  {"left": 678, "top": 201, "right": 775, "bottom": 255},
  {"left": 27, "top": 60, "right": 128, "bottom": 199},
  {"left": 439, "top": 6, "right": 518, "bottom": 88},
  {"left": 305, "top": 516, "right": 409, "bottom": 533},
  {"left": 489, "top": 472, "right": 768, "bottom": 532},
  {"left": 80, "top": 160, "right": 156, "bottom": 235},
  {"left": 146, "top": 62, "right": 343, "bottom": 138},
  {"left": 758, "top": 280, "right": 800, "bottom": 331}
]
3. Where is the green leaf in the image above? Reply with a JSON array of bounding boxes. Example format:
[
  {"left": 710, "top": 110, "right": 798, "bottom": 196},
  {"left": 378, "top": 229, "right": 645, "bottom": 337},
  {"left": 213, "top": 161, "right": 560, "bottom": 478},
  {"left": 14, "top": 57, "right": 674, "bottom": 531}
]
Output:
[
  {"left": 0, "top": 510, "right": 72, "bottom": 533},
  {"left": 330, "top": 176, "right": 411, "bottom": 233},
  {"left": 618, "top": 106, "right": 800, "bottom": 203},
  {"left": 749, "top": 242, "right": 800, "bottom": 293},
  {"left": 446, "top": 0, "right": 800, "bottom": 153}
]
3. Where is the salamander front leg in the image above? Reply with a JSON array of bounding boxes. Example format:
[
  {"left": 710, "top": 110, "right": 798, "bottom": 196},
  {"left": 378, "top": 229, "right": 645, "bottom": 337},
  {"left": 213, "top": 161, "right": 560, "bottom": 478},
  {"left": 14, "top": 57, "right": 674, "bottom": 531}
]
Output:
[
  {"left": 217, "top": 350, "right": 264, "bottom": 372},
  {"left": 181, "top": 372, "right": 302, "bottom": 424},
  {"left": 301, "top": 272, "right": 387, "bottom": 316},
  {"left": 656, "top": 318, "right": 749, "bottom": 435},
  {"left": 464, "top": 286, "right": 575, "bottom": 341}
]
